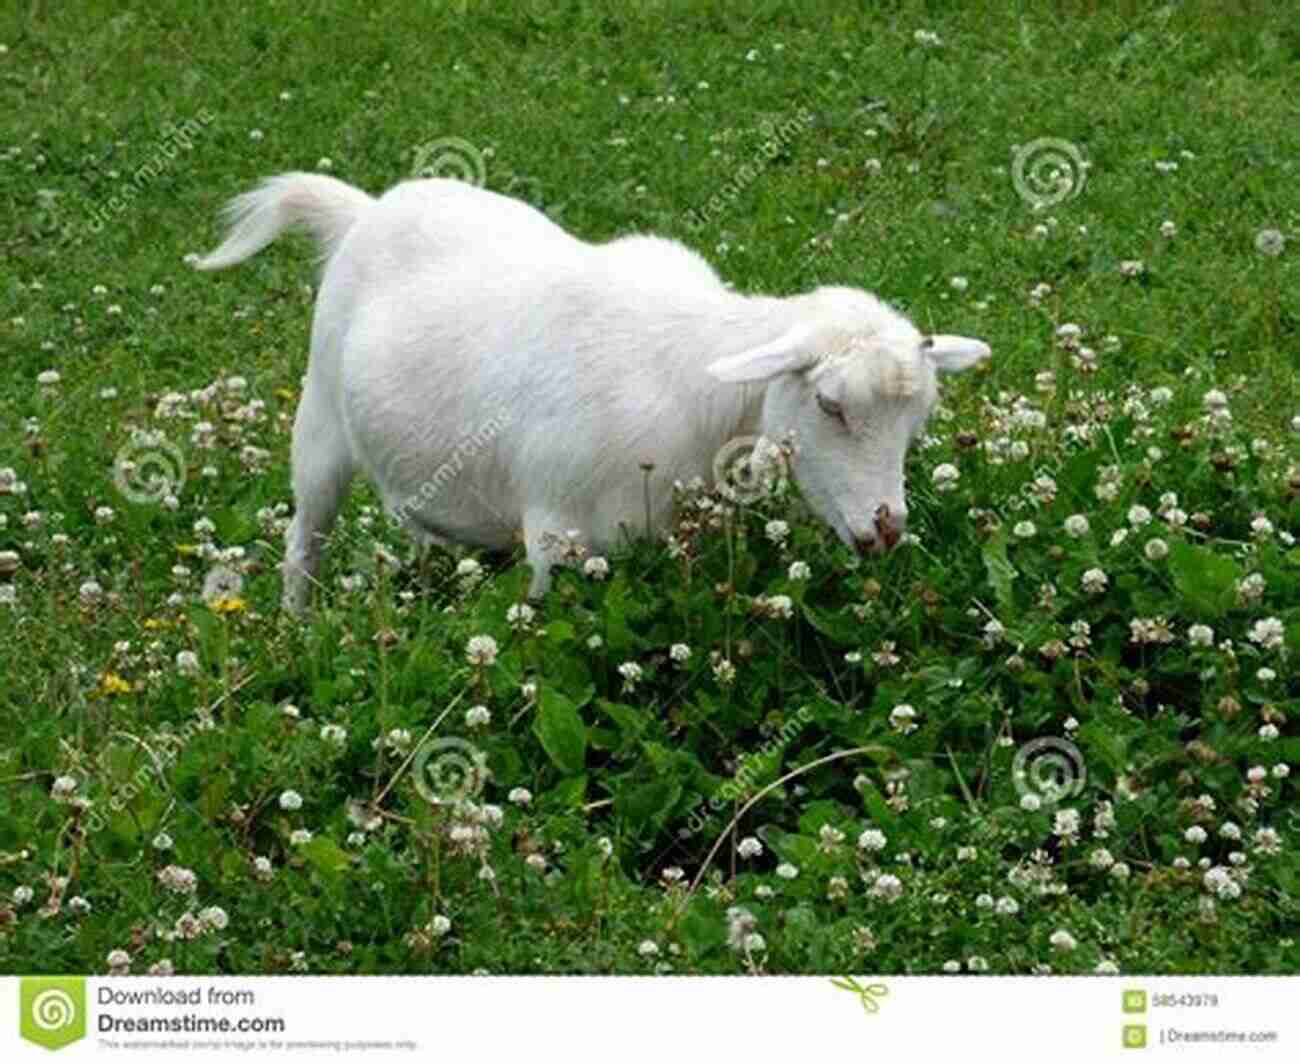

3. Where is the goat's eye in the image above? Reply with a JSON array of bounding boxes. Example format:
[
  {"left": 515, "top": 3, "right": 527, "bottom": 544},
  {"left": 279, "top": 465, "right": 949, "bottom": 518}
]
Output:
[{"left": 816, "top": 393, "right": 845, "bottom": 421}]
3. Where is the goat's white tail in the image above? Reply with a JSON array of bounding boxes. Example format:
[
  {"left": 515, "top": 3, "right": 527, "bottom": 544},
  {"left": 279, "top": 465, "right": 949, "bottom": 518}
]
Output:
[{"left": 192, "top": 173, "right": 374, "bottom": 271}]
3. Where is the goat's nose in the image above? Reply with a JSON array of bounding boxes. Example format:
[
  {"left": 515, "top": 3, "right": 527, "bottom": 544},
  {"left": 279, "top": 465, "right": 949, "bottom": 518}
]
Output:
[{"left": 874, "top": 504, "right": 906, "bottom": 550}]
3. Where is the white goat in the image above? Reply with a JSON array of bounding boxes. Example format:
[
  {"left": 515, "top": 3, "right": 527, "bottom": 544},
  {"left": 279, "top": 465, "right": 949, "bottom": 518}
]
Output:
[{"left": 195, "top": 173, "right": 990, "bottom": 612}]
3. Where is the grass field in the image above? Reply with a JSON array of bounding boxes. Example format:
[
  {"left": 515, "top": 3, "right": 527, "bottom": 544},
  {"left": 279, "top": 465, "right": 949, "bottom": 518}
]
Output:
[{"left": 1, "top": 0, "right": 1298, "bottom": 976}]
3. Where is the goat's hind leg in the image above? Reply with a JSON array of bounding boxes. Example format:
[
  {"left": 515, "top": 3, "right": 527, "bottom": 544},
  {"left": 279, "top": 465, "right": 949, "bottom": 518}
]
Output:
[{"left": 282, "top": 386, "right": 354, "bottom": 614}]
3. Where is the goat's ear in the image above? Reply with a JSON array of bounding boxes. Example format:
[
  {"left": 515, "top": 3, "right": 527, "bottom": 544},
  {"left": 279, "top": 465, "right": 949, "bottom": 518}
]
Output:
[
  {"left": 706, "top": 323, "right": 820, "bottom": 383},
  {"left": 924, "top": 334, "right": 990, "bottom": 373}
]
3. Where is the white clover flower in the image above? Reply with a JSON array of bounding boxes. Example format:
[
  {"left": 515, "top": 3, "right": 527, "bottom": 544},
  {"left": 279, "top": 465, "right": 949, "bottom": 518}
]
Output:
[
  {"left": 456, "top": 558, "right": 483, "bottom": 580},
  {"left": 505, "top": 602, "right": 535, "bottom": 630},
  {"left": 51, "top": 775, "right": 78, "bottom": 800},
  {"left": 79, "top": 580, "right": 104, "bottom": 605},
  {"left": 1203, "top": 866, "right": 1241, "bottom": 900},
  {"left": 1202, "top": 389, "right": 1229, "bottom": 412},
  {"left": 1259, "top": 723, "right": 1280, "bottom": 741},
  {"left": 1185, "top": 826, "right": 1207, "bottom": 844},
  {"left": 1251, "top": 515, "right": 1275, "bottom": 539},
  {"left": 775, "top": 862, "right": 799, "bottom": 880},
  {"left": 466, "top": 634, "right": 499, "bottom": 666},
  {"left": 1255, "top": 228, "right": 1285, "bottom": 257},
  {"left": 1049, "top": 929, "right": 1077, "bottom": 952},
  {"left": 889, "top": 703, "right": 918, "bottom": 734},
  {"left": 278, "top": 789, "right": 303, "bottom": 811},
  {"left": 669, "top": 642, "right": 691, "bottom": 664},
  {"left": 737, "top": 836, "right": 763, "bottom": 859},
  {"left": 152, "top": 831, "right": 173, "bottom": 852},
  {"left": 858, "top": 828, "right": 887, "bottom": 852},
  {"left": 617, "top": 661, "right": 643, "bottom": 691},
  {"left": 1159, "top": 219, "right": 1177, "bottom": 238},
  {"left": 1019, "top": 793, "right": 1042, "bottom": 812},
  {"left": 290, "top": 828, "right": 313, "bottom": 846},
  {"left": 1063, "top": 514, "right": 1090, "bottom": 538},
  {"left": 1144, "top": 538, "right": 1168, "bottom": 560},
  {"left": 1013, "top": 520, "right": 1036, "bottom": 539},
  {"left": 465, "top": 704, "right": 491, "bottom": 728},
  {"left": 764, "top": 519, "right": 790, "bottom": 545},
  {"left": 583, "top": 556, "right": 610, "bottom": 580},
  {"left": 931, "top": 463, "right": 960, "bottom": 492},
  {"left": 199, "top": 905, "right": 229, "bottom": 931},
  {"left": 320, "top": 723, "right": 347, "bottom": 748},
  {"left": 157, "top": 865, "right": 198, "bottom": 894},
  {"left": 637, "top": 939, "right": 660, "bottom": 957},
  {"left": 1053, "top": 809, "right": 1080, "bottom": 837},
  {"left": 508, "top": 786, "right": 532, "bottom": 806},
  {"left": 1081, "top": 568, "right": 1108, "bottom": 594},
  {"left": 995, "top": 896, "right": 1020, "bottom": 916},
  {"left": 1127, "top": 505, "right": 1152, "bottom": 526},
  {"left": 252, "top": 856, "right": 274, "bottom": 879},
  {"left": 430, "top": 914, "right": 452, "bottom": 936},
  {"left": 13, "top": 885, "right": 34, "bottom": 906},
  {"left": 1248, "top": 617, "right": 1285, "bottom": 650},
  {"left": 787, "top": 560, "right": 811, "bottom": 581},
  {"left": 1253, "top": 828, "right": 1281, "bottom": 856},
  {"left": 1188, "top": 624, "right": 1214, "bottom": 648},
  {"left": 870, "top": 873, "right": 904, "bottom": 902},
  {"left": 950, "top": 275, "right": 969, "bottom": 292}
]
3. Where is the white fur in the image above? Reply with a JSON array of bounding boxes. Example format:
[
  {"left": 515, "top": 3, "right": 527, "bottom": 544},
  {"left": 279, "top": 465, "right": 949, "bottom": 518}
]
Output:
[{"left": 195, "top": 173, "right": 990, "bottom": 612}]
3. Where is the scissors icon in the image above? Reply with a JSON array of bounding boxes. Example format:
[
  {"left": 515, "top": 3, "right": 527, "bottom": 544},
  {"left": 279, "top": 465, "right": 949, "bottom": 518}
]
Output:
[{"left": 830, "top": 975, "right": 889, "bottom": 1014}]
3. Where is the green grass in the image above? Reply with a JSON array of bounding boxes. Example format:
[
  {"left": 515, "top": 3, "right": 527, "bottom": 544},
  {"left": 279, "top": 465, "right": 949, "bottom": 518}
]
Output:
[{"left": 1, "top": 0, "right": 1298, "bottom": 976}]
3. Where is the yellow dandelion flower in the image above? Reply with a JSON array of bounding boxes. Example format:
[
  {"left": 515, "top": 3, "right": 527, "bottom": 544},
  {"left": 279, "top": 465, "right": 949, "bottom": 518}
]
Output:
[
  {"left": 211, "top": 596, "right": 247, "bottom": 615},
  {"left": 98, "top": 671, "right": 133, "bottom": 696}
]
